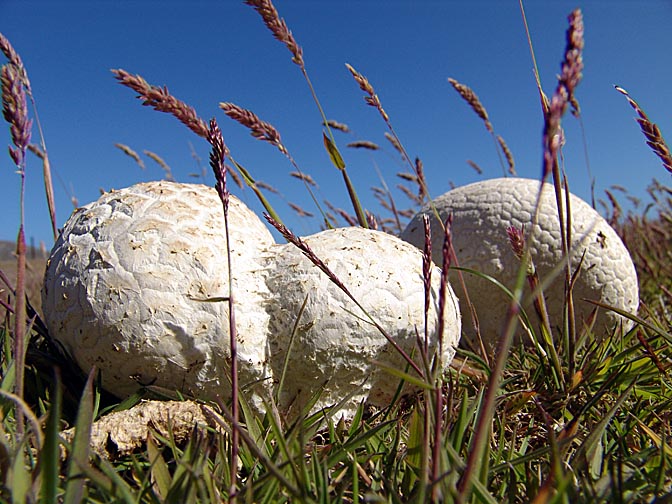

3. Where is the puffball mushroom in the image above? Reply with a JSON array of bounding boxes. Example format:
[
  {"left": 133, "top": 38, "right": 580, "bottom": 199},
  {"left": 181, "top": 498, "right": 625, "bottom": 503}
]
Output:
[
  {"left": 42, "top": 181, "right": 275, "bottom": 407},
  {"left": 265, "top": 227, "right": 461, "bottom": 419},
  {"left": 43, "top": 181, "right": 461, "bottom": 420},
  {"left": 400, "top": 177, "right": 639, "bottom": 348}
]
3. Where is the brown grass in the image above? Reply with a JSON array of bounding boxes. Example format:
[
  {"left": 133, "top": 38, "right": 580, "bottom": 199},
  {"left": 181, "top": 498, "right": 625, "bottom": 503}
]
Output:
[
  {"left": 542, "top": 9, "right": 583, "bottom": 181},
  {"left": 114, "top": 143, "right": 145, "bottom": 170},
  {"left": 0, "top": 257, "right": 46, "bottom": 321},
  {"left": 0, "top": 32, "right": 31, "bottom": 94},
  {"left": 324, "top": 119, "right": 349, "bottom": 133},
  {"left": 384, "top": 131, "right": 403, "bottom": 156},
  {"left": 345, "top": 63, "right": 389, "bottom": 123},
  {"left": 112, "top": 69, "right": 209, "bottom": 139},
  {"left": 466, "top": 159, "right": 483, "bottom": 174},
  {"left": 143, "top": 150, "right": 174, "bottom": 180},
  {"left": 448, "top": 78, "right": 493, "bottom": 133},
  {"left": 288, "top": 202, "right": 313, "bottom": 217},
  {"left": 289, "top": 171, "right": 317, "bottom": 187},
  {"left": 1, "top": 64, "right": 32, "bottom": 166},
  {"left": 497, "top": 134, "right": 516, "bottom": 175},
  {"left": 219, "top": 102, "right": 287, "bottom": 155},
  {"left": 347, "top": 140, "right": 379, "bottom": 150},
  {"left": 244, "top": 0, "right": 304, "bottom": 69},
  {"left": 615, "top": 85, "right": 672, "bottom": 174}
]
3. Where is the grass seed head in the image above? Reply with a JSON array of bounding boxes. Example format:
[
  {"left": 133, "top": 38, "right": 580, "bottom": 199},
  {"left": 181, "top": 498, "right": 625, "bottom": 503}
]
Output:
[
  {"left": 244, "top": 0, "right": 304, "bottom": 69},
  {"left": 1, "top": 63, "right": 32, "bottom": 167},
  {"left": 112, "top": 69, "right": 209, "bottom": 139},
  {"left": 448, "top": 77, "right": 493, "bottom": 133}
]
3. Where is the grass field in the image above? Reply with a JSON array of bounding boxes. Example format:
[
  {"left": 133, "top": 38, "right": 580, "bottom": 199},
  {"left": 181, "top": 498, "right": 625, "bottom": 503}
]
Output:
[{"left": 2, "top": 3, "right": 672, "bottom": 503}]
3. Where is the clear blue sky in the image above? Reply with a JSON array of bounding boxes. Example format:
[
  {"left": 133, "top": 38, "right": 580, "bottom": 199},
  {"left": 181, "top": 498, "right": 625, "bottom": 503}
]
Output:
[{"left": 2, "top": 1, "right": 671, "bottom": 247}]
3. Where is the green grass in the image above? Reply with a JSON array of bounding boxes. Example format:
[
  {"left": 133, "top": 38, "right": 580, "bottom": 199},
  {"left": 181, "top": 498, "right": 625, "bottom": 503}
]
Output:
[{"left": 2, "top": 3, "right": 672, "bottom": 503}]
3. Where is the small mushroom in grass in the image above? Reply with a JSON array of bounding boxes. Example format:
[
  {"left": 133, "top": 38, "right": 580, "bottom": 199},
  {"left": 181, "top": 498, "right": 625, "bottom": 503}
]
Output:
[
  {"left": 265, "top": 227, "right": 461, "bottom": 419},
  {"left": 400, "top": 177, "right": 639, "bottom": 348},
  {"left": 43, "top": 181, "right": 461, "bottom": 420},
  {"left": 42, "top": 181, "right": 276, "bottom": 410}
]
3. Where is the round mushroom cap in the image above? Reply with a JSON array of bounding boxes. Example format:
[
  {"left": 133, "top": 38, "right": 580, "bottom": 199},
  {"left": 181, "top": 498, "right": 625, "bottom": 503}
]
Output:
[
  {"left": 400, "top": 177, "right": 639, "bottom": 348},
  {"left": 42, "top": 181, "right": 275, "bottom": 404},
  {"left": 265, "top": 227, "right": 461, "bottom": 420}
]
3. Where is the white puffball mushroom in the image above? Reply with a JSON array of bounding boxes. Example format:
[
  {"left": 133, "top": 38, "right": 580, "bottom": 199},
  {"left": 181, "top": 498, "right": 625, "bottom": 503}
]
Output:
[
  {"left": 265, "top": 227, "right": 461, "bottom": 420},
  {"left": 43, "top": 180, "right": 462, "bottom": 421},
  {"left": 400, "top": 177, "right": 639, "bottom": 347},
  {"left": 42, "top": 181, "right": 275, "bottom": 405}
]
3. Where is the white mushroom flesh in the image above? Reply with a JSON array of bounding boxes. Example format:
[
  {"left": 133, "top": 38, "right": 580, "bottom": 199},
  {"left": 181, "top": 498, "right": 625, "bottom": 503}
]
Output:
[
  {"left": 400, "top": 177, "right": 639, "bottom": 347},
  {"left": 43, "top": 181, "right": 462, "bottom": 420},
  {"left": 42, "top": 181, "right": 275, "bottom": 405},
  {"left": 265, "top": 227, "right": 461, "bottom": 419}
]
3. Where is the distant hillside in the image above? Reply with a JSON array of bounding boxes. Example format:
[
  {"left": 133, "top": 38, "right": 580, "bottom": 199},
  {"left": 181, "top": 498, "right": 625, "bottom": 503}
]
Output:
[{"left": 0, "top": 240, "right": 48, "bottom": 261}]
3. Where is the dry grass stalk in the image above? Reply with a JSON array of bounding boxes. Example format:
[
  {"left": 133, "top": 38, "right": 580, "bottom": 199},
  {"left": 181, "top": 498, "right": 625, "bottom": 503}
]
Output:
[
  {"left": 497, "top": 135, "right": 516, "bottom": 175},
  {"left": 4, "top": 33, "right": 57, "bottom": 240},
  {"left": 143, "top": 150, "right": 174, "bottom": 180},
  {"left": 345, "top": 63, "right": 389, "bottom": 122},
  {"left": 615, "top": 86, "right": 672, "bottom": 175},
  {"left": 208, "top": 118, "right": 231, "bottom": 213},
  {"left": 448, "top": 78, "right": 493, "bottom": 133},
  {"left": 324, "top": 200, "right": 357, "bottom": 226},
  {"left": 0, "top": 32, "right": 31, "bottom": 94},
  {"left": 397, "top": 183, "right": 421, "bottom": 205},
  {"left": 244, "top": 0, "right": 304, "bottom": 69},
  {"left": 1, "top": 57, "right": 31, "bottom": 435},
  {"left": 2, "top": 64, "right": 32, "bottom": 167},
  {"left": 224, "top": 162, "right": 243, "bottom": 189},
  {"left": 219, "top": 102, "right": 287, "bottom": 155},
  {"left": 288, "top": 202, "right": 314, "bottom": 218},
  {"left": 415, "top": 157, "right": 428, "bottom": 202},
  {"left": 604, "top": 189, "right": 622, "bottom": 226},
  {"left": 384, "top": 131, "right": 403, "bottom": 156},
  {"left": 467, "top": 159, "right": 483, "bottom": 174},
  {"left": 114, "top": 143, "right": 145, "bottom": 170},
  {"left": 335, "top": 208, "right": 357, "bottom": 226},
  {"left": 371, "top": 186, "right": 386, "bottom": 198},
  {"left": 13, "top": 227, "right": 27, "bottom": 434},
  {"left": 636, "top": 330, "right": 668, "bottom": 376},
  {"left": 255, "top": 180, "right": 278, "bottom": 194},
  {"left": 27, "top": 144, "right": 58, "bottom": 237},
  {"left": 325, "top": 119, "right": 349, "bottom": 133},
  {"left": 187, "top": 140, "right": 206, "bottom": 180},
  {"left": 112, "top": 69, "right": 209, "bottom": 139},
  {"left": 397, "top": 172, "right": 418, "bottom": 183},
  {"left": 421, "top": 214, "right": 432, "bottom": 352},
  {"left": 347, "top": 140, "right": 379, "bottom": 150},
  {"left": 289, "top": 171, "right": 317, "bottom": 187},
  {"left": 542, "top": 9, "right": 583, "bottom": 180},
  {"left": 206, "top": 117, "right": 239, "bottom": 501},
  {"left": 506, "top": 225, "right": 553, "bottom": 340},
  {"left": 373, "top": 194, "right": 392, "bottom": 212},
  {"left": 366, "top": 211, "right": 378, "bottom": 230}
]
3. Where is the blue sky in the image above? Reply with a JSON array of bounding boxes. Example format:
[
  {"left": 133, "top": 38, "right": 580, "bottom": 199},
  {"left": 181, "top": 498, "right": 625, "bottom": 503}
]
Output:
[{"left": 2, "top": 1, "right": 671, "bottom": 247}]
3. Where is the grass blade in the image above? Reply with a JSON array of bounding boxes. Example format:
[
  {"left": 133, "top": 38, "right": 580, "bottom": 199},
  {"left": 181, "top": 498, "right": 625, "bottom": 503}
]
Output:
[
  {"left": 63, "top": 368, "right": 96, "bottom": 504},
  {"left": 40, "top": 368, "right": 62, "bottom": 504}
]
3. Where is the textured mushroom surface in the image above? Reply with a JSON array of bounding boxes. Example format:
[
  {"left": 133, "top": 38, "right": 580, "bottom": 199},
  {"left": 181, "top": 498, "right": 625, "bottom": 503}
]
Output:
[
  {"left": 43, "top": 181, "right": 462, "bottom": 420},
  {"left": 43, "top": 181, "right": 275, "bottom": 405},
  {"left": 265, "top": 227, "right": 461, "bottom": 419},
  {"left": 400, "top": 177, "right": 639, "bottom": 347}
]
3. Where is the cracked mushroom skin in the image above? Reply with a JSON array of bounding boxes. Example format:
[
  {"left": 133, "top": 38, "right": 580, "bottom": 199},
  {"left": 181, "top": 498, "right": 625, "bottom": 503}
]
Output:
[
  {"left": 400, "top": 178, "right": 639, "bottom": 348},
  {"left": 265, "top": 227, "right": 461, "bottom": 420},
  {"left": 42, "top": 181, "right": 274, "bottom": 405}
]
